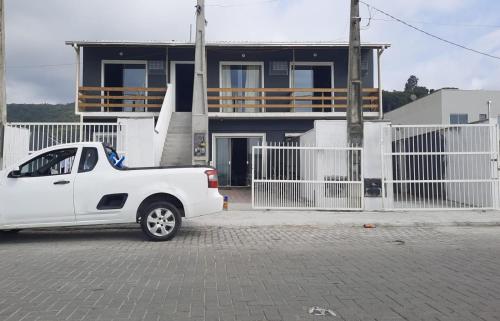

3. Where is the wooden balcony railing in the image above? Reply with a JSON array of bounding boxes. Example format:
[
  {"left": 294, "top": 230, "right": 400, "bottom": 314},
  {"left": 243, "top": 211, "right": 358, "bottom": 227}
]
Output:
[
  {"left": 207, "top": 88, "right": 379, "bottom": 112},
  {"left": 78, "top": 86, "right": 167, "bottom": 110}
]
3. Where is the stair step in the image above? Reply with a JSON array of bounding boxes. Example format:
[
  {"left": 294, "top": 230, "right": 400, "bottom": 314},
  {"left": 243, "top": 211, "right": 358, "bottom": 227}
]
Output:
[{"left": 160, "top": 112, "right": 195, "bottom": 166}]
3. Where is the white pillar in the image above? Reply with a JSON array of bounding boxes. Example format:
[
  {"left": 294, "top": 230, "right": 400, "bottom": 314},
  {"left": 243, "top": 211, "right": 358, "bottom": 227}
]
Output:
[
  {"left": 0, "top": 0, "right": 6, "bottom": 169},
  {"left": 73, "top": 45, "right": 81, "bottom": 117},
  {"left": 191, "top": 0, "right": 209, "bottom": 165}
]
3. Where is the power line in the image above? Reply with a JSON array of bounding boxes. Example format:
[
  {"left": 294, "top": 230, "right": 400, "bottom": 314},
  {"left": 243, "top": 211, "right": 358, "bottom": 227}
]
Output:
[
  {"left": 206, "top": 0, "right": 278, "bottom": 8},
  {"left": 363, "top": 17, "right": 500, "bottom": 29},
  {"left": 360, "top": 1, "right": 500, "bottom": 61}
]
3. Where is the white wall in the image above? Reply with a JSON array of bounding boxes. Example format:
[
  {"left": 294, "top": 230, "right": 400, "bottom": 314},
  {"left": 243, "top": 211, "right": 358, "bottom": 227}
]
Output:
[
  {"left": 385, "top": 91, "right": 443, "bottom": 125},
  {"left": 385, "top": 89, "right": 500, "bottom": 126},
  {"left": 2, "top": 127, "right": 29, "bottom": 169},
  {"left": 298, "top": 120, "right": 391, "bottom": 210},
  {"left": 153, "top": 84, "right": 174, "bottom": 165},
  {"left": 441, "top": 90, "right": 500, "bottom": 124},
  {"left": 118, "top": 117, "right": 155, "bottom": 167}
]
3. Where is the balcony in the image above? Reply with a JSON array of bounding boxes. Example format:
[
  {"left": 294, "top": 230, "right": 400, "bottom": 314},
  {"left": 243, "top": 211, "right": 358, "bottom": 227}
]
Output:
[
  {"left": 78, "top": 86, "right": 167, "bottom": 114},
  {"left": 77, "top": 86, "right": 380, "bottom": 118},
  {"left": 207, "top": 88, "right": 380, "bottom": 117}
]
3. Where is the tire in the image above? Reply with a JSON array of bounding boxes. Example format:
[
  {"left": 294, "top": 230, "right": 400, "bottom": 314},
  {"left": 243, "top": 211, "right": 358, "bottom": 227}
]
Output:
[{"left": 140, "top": 201, "right": 181, "bottom": 241}]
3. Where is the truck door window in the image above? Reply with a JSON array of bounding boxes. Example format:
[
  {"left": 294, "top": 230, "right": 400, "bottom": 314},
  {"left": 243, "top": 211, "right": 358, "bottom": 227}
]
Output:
[
  {"left": 19, "top": 148, "right": 77, "bottom": 177},
  {"left": 78, "top": 147, "right": 99, "bottom": 173}
]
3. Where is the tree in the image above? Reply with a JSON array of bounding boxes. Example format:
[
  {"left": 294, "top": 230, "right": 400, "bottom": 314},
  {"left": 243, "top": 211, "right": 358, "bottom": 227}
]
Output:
[
  {"left": 382, "top": 75, "right": 435, "bottom": 112},
  {"left": 404, "top": 75, "right": 419, "bottom": 93}
]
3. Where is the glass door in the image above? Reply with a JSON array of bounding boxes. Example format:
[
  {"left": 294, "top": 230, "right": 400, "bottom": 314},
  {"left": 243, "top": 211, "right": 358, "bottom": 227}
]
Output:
[
  {"left": 247, "top": 137, "right": 262, "bottom": 185},
  {"left": 291, "top": 64, "right": 332, "bottom": 112},
  {"left": 220, "top": 64, "right": 263, "bottom": 113},
  {"left": 103, "top": 62, "right": 147, "bottom": 112},
  {"left": 215, "top": 136, "right": 263, "bottom": 187},
  {"left": 123, "top": 64, "right": 147, "bottom": 112},
  {"left": 216, "top": 137, "right": 231, "bottom": 187}
]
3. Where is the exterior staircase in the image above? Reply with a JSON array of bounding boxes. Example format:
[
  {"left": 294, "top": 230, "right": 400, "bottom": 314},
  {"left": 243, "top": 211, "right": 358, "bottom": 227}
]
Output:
[{"left": 160, "top": 112, "right": 192, "bottom": 166}]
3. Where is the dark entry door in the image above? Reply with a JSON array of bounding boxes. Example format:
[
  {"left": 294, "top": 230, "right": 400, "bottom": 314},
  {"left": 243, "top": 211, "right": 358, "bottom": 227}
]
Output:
[
  {"left": 175, "top": 64, "right": 194, "bottom": 112},
  {"left": 231, "top": 138, "right": 248, "bottom": 186}
]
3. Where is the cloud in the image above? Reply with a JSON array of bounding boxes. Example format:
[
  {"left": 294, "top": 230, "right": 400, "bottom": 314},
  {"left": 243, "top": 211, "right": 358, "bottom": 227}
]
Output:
[{"left": 4, "top": 0, "right": 500, "bottom": 103}]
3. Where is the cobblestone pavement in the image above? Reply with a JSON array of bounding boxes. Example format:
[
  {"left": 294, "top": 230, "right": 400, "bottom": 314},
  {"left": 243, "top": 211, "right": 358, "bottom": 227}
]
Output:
[{"left": 0, "top": 225, "right": 499, "bottom": 321}]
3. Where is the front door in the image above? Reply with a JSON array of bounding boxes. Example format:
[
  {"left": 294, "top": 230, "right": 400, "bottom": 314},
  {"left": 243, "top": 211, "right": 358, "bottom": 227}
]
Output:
[
  {"left": 215, "top": 136, "right": 263, "bottom": 187},
  {"left": 174, "top": 63, "right": 194, "bottom": 112},
  {"left": 231, "top": 138, "right": 248, "bottom": 186},
  {"left": 1, "top": 148, "right": 78, "bottom": 225}
]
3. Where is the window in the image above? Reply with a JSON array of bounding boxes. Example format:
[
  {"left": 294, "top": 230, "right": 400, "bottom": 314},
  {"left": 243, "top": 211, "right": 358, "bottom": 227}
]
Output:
[
  {"left": 269, "top": 61, "right": 288, "bottom": 76},
  {"left": 19, "top": 148, "right": 77, "bottom": 177},
  {"left": 291, "top": 64, "right": 333, "bottom": 112},
  {"left": 78, "top": 148, "right": 99, "bottom": 173},
  {"left": 450, "top": 114, "right": 468, "bottom": 124},
  {"left": 220, "top": 63, "right": 263, "bottom": 112},
  {"left": 103, "top": 61, "right": 147, "bottom": 112}
]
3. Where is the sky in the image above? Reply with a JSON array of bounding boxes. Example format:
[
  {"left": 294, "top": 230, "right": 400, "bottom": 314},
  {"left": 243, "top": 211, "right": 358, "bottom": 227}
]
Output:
[{"left": 4, "top": 0, "right": 500, "bottom": 103}]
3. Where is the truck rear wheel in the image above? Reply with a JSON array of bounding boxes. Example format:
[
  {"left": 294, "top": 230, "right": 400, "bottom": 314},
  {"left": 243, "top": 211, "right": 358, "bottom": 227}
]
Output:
[{"left": 140, "top": 201, "right": 181, "bottom": 241}]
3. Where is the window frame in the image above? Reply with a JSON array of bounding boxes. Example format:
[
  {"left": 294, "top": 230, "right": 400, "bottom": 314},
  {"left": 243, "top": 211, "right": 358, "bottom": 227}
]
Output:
[
  {"left": 17, "top": 148, "right": 78, "bottom": 178},
  {"left": 218, "top": 61, "right": 265, "bottom": 112},
  {"left": 100, "top": 60, "right": 149, "bottom": 113}
]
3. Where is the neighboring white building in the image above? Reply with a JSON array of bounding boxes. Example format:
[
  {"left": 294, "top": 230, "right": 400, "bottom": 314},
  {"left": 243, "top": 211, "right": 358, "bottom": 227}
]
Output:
[{"left": 385, "top": 89, "right": 500, "bottom": 125}]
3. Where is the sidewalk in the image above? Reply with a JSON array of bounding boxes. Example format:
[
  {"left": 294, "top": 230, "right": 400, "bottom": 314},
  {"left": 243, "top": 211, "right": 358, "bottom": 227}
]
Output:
[{"left": 187, "top": 209, "right": 500, "bottom": 228}]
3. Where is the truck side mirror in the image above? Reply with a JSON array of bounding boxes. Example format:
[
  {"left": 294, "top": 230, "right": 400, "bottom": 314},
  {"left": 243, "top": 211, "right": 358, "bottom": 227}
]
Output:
[{"left": 8, "top": 169, "right": 22, "bottom": 178}]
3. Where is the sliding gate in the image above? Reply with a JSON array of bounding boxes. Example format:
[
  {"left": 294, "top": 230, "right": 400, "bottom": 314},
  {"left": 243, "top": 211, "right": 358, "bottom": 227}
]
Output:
[
  {"left": 382, "top": 124, "right": 500, "bottom": 210},
  {"left": 252, "top": 144, "right": 363, "bottom": 210}
]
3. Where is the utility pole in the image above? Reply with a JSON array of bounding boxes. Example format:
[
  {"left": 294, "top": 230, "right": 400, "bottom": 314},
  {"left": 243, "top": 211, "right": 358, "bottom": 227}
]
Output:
[
  {"left": 0, "top": 0, "right": 6, "bottom": 169},
  {"left": 191, "top": 0, "right": 209, "bottom": 165},
  {"left": 347, "top": 0, "right": 363, "bottom": 181}
]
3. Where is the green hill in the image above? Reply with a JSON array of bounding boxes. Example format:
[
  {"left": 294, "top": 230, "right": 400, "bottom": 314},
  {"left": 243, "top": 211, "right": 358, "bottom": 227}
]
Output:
[{"left": 7, "top": 103, "right": 79, "bottom": 123}]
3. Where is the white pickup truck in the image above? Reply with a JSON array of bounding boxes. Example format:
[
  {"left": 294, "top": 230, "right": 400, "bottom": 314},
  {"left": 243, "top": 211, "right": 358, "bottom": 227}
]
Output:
[{"left": 0, "top": 142, "right": 223, "bottom": 241}]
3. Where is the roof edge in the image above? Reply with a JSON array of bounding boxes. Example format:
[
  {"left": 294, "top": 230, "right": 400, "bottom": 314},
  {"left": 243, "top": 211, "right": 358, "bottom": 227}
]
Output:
[{"left": 65, "top": 40, "right": 391, "bottom": 49}]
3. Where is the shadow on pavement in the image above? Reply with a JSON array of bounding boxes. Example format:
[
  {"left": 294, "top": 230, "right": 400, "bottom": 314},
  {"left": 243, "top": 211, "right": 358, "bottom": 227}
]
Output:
[
  {"left": 0, "top": 226, "right": 207, "bottom": 244},
  {"left": 0, "top": 227, "right": 146, "bottom": 244}
]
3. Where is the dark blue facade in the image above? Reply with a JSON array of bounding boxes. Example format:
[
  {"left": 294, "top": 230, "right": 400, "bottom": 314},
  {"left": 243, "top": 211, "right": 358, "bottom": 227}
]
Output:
[
  {"left": 81, "top": 44, "right": 376, "bottom": 143},
  {"left": 82, "top": 45, "right": 374, "bottom": 89}
]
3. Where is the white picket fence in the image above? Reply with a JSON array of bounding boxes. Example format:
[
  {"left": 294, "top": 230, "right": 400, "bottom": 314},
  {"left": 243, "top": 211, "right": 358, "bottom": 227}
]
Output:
[
  {"left": 252, "top": 143, "right": 364, "bottom": 210},
  {"left": 3, "top": 122, "right": 126, "bottom": 169}
]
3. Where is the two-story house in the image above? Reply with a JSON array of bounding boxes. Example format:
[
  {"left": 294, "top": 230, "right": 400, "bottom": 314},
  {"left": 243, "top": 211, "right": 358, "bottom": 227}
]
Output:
[{"left": 66, "top": 40, "right": 389, "bottom": 187}]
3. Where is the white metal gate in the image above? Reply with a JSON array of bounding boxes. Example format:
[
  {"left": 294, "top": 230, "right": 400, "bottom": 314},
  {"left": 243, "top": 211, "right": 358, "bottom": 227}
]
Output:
[
  {"left": 252, "top": 144, "right": 364, "bottom": 210},
  {"left": 382, "top": 124, "right": 499, "bottom": 210},
  {"left": 2, "top": 122, "right": 126, "bottom": 169}
]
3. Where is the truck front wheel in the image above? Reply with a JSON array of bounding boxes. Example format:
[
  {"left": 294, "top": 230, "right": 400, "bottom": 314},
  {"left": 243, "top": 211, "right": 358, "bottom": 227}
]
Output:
[{"left": 140, "top": 201, "right": 182, "bottom": 241}]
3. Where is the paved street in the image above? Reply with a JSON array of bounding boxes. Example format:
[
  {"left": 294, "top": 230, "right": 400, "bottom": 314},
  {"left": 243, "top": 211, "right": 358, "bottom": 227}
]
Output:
[{"left": 0, "top": 225, "right": 499, "bottom": 321}]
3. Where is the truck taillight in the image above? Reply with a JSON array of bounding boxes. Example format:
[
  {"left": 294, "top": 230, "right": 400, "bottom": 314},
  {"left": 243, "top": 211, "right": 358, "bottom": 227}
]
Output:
[{"left": 205, "top": 169, "right": 218, "bottom": 188}]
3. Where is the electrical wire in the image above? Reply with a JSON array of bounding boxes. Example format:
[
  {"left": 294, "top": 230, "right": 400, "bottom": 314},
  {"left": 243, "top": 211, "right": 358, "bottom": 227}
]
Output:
[
  {"left": 360, "top": 1, "right": 500, "bottom": 61},
  {"left": 206, "top": 0, "right": 278, "bottom": 8},
  {"left": 363, "top": 18, "right": 500, "bottom": 29}
]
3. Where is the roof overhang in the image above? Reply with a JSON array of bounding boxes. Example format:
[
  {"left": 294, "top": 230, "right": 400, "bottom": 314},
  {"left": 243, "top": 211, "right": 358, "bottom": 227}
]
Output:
[{"left": 65, "top": 40, "right": 391, "bottom": 50}]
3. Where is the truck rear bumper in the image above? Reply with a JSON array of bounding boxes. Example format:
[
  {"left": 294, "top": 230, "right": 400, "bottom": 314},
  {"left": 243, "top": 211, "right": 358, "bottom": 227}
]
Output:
[{"left": 186, "top": 189, "right": 223, "bottom": 218}]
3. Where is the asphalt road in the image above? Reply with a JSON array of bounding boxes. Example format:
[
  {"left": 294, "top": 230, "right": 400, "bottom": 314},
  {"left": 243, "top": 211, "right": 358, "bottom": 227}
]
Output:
[{"left": 0, "top": 225, "right": 499, "bottom": 321}]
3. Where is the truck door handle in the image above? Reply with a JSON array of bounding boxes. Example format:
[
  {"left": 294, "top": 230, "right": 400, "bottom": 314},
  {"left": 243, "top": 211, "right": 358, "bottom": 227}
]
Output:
[{"left": 53, "top": 180, "right": 70, "bottom": 185}]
